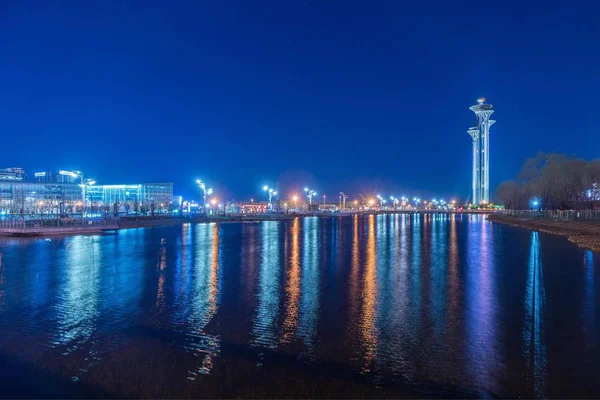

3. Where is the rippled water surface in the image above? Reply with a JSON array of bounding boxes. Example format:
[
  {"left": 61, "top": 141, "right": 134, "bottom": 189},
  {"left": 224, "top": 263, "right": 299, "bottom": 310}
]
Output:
[{"left": 1, "top": 214, "right": 600, "bottom": 398}]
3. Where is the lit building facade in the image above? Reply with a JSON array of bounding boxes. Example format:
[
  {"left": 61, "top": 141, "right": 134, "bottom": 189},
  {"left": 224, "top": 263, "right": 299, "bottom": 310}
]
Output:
[
  {"left": 233, "top": 201, "right": 269, "bottom": 214},
  {"left": 0, "top": 167, "right": 25, "bottom": 181},
  {"left": 34, "top": 171, "right": 77, "bottom": 183},
  {"left": 0, "top": 181, "right": 173, "bottom": 215},
  {"left": 0, "top": 182, "right": 83, "bottom": 215},
  {"left": 468, "top": 98, "right": 496, "bottom": 204},
  {"left": 85, "top": 183, "right": 173, "bottom": 214}
]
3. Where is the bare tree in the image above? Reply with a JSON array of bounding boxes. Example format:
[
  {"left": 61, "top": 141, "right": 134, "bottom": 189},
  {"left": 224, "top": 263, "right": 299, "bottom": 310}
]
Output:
[
  {"left": 496, "top": 181, "right": 519, "bottom": 209},
  {"left": 497, "top": 152, "right": 596, "bottom": 210}
]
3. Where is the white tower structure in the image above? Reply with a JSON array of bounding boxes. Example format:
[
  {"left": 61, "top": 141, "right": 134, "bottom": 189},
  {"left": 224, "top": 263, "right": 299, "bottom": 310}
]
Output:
[{"left": 468, "top": 98, "right": 495, "bottom": 204}]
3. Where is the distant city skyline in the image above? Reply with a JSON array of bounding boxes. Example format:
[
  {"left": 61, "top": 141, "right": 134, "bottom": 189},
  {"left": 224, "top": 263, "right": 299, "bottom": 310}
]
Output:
[{"left": 1, "top": 2, "right": 598, "bottom": 200}]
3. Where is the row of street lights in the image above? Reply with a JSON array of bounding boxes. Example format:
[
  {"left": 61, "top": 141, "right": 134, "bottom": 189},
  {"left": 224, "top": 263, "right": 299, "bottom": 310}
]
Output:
[{"left": 196, "top": 178, "right": 462, "bottom": 213}]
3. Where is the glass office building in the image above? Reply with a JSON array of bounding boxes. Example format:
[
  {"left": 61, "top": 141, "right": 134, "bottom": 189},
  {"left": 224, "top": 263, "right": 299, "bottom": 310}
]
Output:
[
  {"left": 87, "top": 183, "right": 174, "bottom": 214},
  {"left": 0, "top": 181, "right": 173, "bottom": 216},
  {"left": 0, "top": 182, "right": 83, "bottom": 215}
]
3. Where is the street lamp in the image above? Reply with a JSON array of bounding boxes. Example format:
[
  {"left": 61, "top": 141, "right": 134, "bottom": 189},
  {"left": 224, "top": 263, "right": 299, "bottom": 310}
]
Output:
[
  {"left": 339, "top": 192, "right": 348, "bottom": 210},
  {"left": 196, "top": 179, "right": 214, "bottom": 215},
  {"left": 263, "top": 185, "right": 277, "bottom": 211},
  {"left": 377, "top": 194, "right": 383, "bottom": 209},
  {"left": 413, "top": 197, "right": 421, "bottom": 210},
  {"left": 292, "top": 195, "right": 298, "bottom": 210},
  {"left": 59, "top": 170, "right": 91, "bottom": 214},
  {"left": 304, "top": 187, "right": 317, "bottom": 205}
]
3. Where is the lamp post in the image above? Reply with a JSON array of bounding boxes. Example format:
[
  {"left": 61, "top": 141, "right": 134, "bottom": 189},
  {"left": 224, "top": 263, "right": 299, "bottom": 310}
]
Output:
[
  {"left": 339, "top": 192, "right": 348, "bottom": 210},
  {"left": 59, "top": 170, "right": 91, "bottom": 215},
  {"left": 531, "top": 198, "right": 540, "bottom": 213},
  {"left": 377, "top": 194, "right": 384, "bottom": 209},
  {"left": 263, "top": 185, "right": 278, "bottom": 211},
  {"left": 196, "top": 179, "right": 214, "bottom": 215},
  {"left": 292, "top": 195, "right": 298, "bottom": 210},
  {"left": 304, "top": 187, "right": 317, "bottom": 206},
  {"left": 413, "top": 197, "right": 421, "bottom": 210}
]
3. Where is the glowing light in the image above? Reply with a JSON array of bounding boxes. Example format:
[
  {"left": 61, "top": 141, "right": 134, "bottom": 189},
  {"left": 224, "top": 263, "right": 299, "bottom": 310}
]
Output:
[{"left": 59, "top": 170, "right": 79, "bottom": 178}]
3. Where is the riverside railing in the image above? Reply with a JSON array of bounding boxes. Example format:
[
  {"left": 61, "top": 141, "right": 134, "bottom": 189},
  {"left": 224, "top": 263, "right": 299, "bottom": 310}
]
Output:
[
  {"left": 504, "top": 209, "right": 600, "bottom": 223},
  {"left": 0, "top": 218, "right": 119, "bottom": 230}
]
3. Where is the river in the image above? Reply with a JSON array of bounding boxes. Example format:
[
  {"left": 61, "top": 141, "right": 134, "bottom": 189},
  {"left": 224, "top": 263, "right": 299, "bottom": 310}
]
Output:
[{"left": 0, "top": 214, "right": 598, "bottom": 398}]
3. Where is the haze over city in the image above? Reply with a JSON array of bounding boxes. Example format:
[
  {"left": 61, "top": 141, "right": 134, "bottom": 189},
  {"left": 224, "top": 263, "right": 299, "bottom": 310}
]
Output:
[{"left": 1, "top": 1, "right": 598, "bottom": 199}]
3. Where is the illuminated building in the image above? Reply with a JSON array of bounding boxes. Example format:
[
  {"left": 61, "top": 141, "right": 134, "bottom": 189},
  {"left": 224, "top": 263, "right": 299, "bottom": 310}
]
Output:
[
  {"left": 468, "top": 98, "right": 496, "bottom": 204},
  {"left": 0, "top": 181, "right": 84, "bottom": 215},
  {"left": 34, "top": 171, "right": 77, "bottom": 183},
  {"left": 234, "top": 201, "right": 269, "bottom": 214},
  {"left": 0, "top": 167, "right": 25, "bottom": 181},
  {"left": 0, "top": 172, "right": 173, "bottom": 215},
  {"left": 86, "top": 183, "right": 173, "bottom": 213}
]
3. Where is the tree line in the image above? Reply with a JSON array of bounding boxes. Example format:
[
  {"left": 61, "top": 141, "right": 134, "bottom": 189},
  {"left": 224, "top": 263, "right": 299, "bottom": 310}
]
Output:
[{"left": 495, "top": 152, "right": 600, "bottom": 210}]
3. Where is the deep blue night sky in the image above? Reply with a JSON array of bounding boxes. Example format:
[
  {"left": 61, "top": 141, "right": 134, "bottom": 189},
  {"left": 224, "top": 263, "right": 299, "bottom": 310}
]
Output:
[{"left": 1, "top": 1, "right": 598, "bottom": 201}]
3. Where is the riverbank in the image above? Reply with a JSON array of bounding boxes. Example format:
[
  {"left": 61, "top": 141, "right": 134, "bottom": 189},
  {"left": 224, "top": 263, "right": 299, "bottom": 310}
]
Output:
[
  {"left": 1, "top": 211, "right": 496, "bottom": 238},
  {"left": 487, "top": 214, "right": 600, "bottom": 252}
]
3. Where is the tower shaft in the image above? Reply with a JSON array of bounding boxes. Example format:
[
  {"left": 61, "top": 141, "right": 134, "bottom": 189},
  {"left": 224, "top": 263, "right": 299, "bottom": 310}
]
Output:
[{"left": 468, "top": 99, "right": 495, "bottom": 205}]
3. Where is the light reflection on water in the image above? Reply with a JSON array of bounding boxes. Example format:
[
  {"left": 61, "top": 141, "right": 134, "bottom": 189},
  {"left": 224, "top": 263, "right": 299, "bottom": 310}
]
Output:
[
  {"left": 359, "top": 215, "right": 378, "bottom": 372},
  {"left": 523, "top": 231, "right": 547, "bottom": 397},
  {"left": 298, "top": 217, "right": 320, "bottom": 356},
  {"left": 186, "top": 223, "right": 221, "bottom": 377},
  {"left": 280, "top": 218, "right": 300, "bottom": 344},
  {"left": 251, "top": 221, "right": 281, "bottom": 350},
  {"left": 0, "top": 215, "right": 600, "bottom": 398},
  {"left": 54, "top": 237, "right": 100, "bottom": 360}
]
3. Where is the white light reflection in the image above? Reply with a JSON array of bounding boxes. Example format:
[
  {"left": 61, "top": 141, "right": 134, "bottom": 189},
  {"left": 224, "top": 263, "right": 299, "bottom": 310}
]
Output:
[
  {"left": 298, "top": 217, "right": 320, "bottom": 357},
  {"left": 186, "top": 223, "right": 221, "bottom": 379},
  {"left": 523, "top": 231, "right": 547, "bottom": 397},
  {"left": 54, "top": 236, "right": 100, "bottom": 353},
  {"left": 251, "top": 221, "right": 281, "bottom": 350}
]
